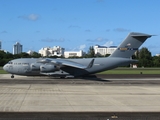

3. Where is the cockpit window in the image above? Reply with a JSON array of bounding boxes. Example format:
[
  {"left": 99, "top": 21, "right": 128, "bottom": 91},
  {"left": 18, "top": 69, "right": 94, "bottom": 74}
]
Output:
[{"left": 8, "top": 61, "right": 13, "bottom": 64}]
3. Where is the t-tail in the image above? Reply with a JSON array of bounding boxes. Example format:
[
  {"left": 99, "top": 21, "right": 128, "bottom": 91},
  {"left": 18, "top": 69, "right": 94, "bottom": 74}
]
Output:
[{"left": 109, "top": 32, "right": 152, "bottom": 58}]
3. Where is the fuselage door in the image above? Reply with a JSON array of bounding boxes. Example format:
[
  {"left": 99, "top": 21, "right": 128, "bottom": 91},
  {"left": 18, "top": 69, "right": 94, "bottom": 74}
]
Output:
[{"left": 22, "top": 63, "right": 30, "bottom": 73}]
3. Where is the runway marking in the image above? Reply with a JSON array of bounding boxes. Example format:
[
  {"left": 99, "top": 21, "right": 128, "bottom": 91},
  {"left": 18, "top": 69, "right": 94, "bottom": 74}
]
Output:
[{"left": 104, "top": 78, "right": 160, "bottom": 80}]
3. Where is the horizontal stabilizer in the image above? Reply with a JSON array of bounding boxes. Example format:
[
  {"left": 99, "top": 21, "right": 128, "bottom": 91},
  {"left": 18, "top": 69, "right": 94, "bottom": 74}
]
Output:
[{"left": 130, "top": 33, "right": 153, "bottom": 37}]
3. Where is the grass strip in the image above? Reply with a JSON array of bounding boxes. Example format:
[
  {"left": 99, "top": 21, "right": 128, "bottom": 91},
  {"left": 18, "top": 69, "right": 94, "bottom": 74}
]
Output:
[
  {"left": 99, "top": 69, "right": 160, "bottom": 74},
  {"left": 0, "top": 70, "right": 8, "bottom": 74}
]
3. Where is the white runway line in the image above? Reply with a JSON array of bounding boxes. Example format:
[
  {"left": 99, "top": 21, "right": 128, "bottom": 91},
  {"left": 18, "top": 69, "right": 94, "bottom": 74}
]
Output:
[{"left": 104, "top": 78, "right": 160, "bottom": 80}]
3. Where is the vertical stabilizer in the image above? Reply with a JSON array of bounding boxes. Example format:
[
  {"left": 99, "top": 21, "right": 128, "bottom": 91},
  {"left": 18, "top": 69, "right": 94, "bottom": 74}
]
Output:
[{"left": 109, "top": 32, "right": 152, "bottom": 58}]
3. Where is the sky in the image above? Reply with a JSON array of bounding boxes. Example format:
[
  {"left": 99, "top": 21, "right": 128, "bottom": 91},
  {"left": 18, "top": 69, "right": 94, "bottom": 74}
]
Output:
[{"left": 0, "top": 0, "right": 160, "bottom": 56}]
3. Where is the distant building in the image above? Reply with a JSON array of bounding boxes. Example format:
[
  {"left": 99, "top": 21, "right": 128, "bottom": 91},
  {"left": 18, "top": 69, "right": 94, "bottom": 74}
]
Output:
[
  {"left": 156, "top": 54, "right": 160, "bottom": 56},
  {"left": 64, "top": 50, "right": 83, "bottom": 58},
  {"left": 132, "top": 64, "right": 137, "bottom": 68},
  {"left": 39, "top": 46, "right": 65, "bottom": 57},
  {"left": 107, "top": 46, "right": 117, "bottom": 54},
  {"left": 27, "top": 50, "right": 34, "bottom": 55},
  {"left": 94, "top": 45, "right": 117, "bottom": 56},
  {"left": 13, "top": 42, "right": 23, "bottom": 54},
  {"left": 94, "top": 45, "right": 107, "bottom": 56}
]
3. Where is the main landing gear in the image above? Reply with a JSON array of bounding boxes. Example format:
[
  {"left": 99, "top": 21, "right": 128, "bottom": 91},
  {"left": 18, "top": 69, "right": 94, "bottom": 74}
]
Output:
[{"left": 11, "top": 74, "right": 14, "bottom": 78}]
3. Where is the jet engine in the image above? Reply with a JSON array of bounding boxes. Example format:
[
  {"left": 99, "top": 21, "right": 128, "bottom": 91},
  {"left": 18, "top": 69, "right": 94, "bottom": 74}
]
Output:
[
  {"left": 40, "top": 64, "right": 58, "bottom": 72},
  {"left": 30, "top": 63, "right": 41, "bottom": 71}
]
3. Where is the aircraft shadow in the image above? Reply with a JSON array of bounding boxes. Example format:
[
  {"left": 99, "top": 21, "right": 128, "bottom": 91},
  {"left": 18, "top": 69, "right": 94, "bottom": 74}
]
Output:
[{"left": 0, "top": 75, "right": 110, "bottom": 84}]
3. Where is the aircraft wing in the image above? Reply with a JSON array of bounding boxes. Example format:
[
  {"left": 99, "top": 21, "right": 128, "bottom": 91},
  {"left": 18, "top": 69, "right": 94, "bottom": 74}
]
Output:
[
  {"left": 51, "top": 59, "right": 94, "bottom": 69},
  {"left": 37, "top": 58, "right": 94, "bottom": 69}
]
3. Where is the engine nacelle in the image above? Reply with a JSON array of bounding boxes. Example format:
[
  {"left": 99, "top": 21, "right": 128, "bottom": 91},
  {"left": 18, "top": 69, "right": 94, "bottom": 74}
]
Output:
[
  {"left": 40, "top": 64, "right": 57, "bottom": 72},
  {"left": 31, "top": 63, "right": 41, "bottom": 71}
]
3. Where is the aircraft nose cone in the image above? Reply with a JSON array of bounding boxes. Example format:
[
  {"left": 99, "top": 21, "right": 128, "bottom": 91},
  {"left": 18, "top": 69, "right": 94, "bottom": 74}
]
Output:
[{"left": 3, "top": 65, "right": 7, "bottom": 71}]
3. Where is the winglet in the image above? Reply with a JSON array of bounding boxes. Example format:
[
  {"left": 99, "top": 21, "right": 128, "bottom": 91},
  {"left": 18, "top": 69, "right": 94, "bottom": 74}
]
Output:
[{"left": 86, "top": 59, "right": 94, "bottom": 69}]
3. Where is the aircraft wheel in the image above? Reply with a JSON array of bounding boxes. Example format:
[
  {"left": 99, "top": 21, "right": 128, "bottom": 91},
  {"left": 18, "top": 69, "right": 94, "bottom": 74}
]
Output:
[
  {"left": 11, "top": 75, "right": 14, "bottom": 78},
  {"left": 60, "top": 76, "right": 65, "bottom": 79}
]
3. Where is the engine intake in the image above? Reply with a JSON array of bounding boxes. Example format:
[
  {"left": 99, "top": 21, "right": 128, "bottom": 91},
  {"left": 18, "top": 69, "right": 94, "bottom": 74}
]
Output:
[
  {"left": 40, "top": 64, "right": 57, "bottom": 72},
  {"left": 31, "top": 63, "right": 41, "bottom": 70}
]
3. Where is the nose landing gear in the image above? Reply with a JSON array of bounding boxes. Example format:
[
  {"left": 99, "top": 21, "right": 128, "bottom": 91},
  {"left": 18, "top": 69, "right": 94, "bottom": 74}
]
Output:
[{"left": 11, "top": 74, "right": 14, "bottom": 78}]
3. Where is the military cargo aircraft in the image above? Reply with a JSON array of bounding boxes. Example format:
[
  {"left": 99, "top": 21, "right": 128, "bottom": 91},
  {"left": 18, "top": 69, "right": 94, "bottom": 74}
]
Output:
[{"left": 3, "top": 32, "right": 152, "bottom": 78}]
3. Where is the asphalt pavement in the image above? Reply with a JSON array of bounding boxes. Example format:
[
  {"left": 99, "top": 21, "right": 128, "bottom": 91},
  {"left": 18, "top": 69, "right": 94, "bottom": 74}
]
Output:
[{"left": 0, "top": 74, "right": 160, "bottom": 120}]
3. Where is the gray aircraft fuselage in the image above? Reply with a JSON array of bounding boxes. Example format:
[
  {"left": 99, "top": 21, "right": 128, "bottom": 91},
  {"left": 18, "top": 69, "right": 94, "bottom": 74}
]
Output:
[
  {"left": 3, "top": 32, "right": 153, "bottom": 78},
  {"left": 3, "top": 57, "right": 137, "bottom": 77}
]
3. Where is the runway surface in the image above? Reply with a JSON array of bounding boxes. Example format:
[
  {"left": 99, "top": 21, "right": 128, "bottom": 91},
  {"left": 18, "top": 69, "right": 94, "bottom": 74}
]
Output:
[{"left": 0, "top": 74, "right": 160, "bottom": 119}]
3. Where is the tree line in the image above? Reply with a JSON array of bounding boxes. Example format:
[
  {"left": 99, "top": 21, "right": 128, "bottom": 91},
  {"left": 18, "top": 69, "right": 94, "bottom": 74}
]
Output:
[
  {"left": 87, "top": 46, "right": 160, "bottom": 67},
  {"left": 0, "top": 47, "right": 160, "bottom": 67},
  {"left": 0, "top": 51, "right": 41, "bottom": 66},
  {"left": 132, "top": 47, "right": 160, "bottom": 67}
]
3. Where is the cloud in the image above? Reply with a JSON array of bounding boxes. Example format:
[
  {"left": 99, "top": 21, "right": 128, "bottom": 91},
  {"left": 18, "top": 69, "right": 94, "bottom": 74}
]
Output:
[
  {"left": 86, "top": 37, "right": 108, "bottom": 42},
  {"left": 66, "top": 44, "right": 87, "bottom": 51},
  {"left": 103, "top": 41, "right": 114, "bottom": 47},
  {"left": 18, "top": 14, "right": 40, "bottom": 21},
  {"left": 1, "top": 31, "right": 7, "bottom": 34},
  {"left": 114, "top": 28, "right": 130, "bottom": 32},
  {"left": 35, "top": 31, "right": 40, "bottom": 33},
  {"left": 28, "top": 14, "right": 39, "bottom": 21},
  {"left": 96, "top": 37, "right": 104, "bottom": 42},
  {"left": 106, "top": 29, "right": 110, "bottom": 32},
  {"left": 85, "top": 29, "right": 91, "bottom": 32},
  {"left": 68, "top": 25, "right": 80, "bottom": 29},
  {"left": 41, "top": 38, "right": 65, "bottom": 42},
  {"left": 79, "top": 44, "right": 86, "bottom": 50}
]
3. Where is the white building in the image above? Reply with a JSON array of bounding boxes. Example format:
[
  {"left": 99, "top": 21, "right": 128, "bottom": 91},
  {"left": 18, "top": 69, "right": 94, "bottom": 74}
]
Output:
[
  {"left": 94, "top": 45, "right": 117, "bottom": 56},
  {"left": 156, "top": 54, "right": 160, "bottom": 56},
  {"left": 13, "top": 42, "right": 23, "bottom": 54},
  {"left": 94, "top": 45, "right": 107, "bottom": 56},
  {"left": 64, "top": 50, "right": 83, "bottom": 58},
  {"left": 39, "top": 46, "right": 65, "bottom": 57},
  {"left": 27, "top": 50, "right": 34, "bottom": 55},
  {"left": 107, "top": 46, "right": 117, "bottom": 54}
]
